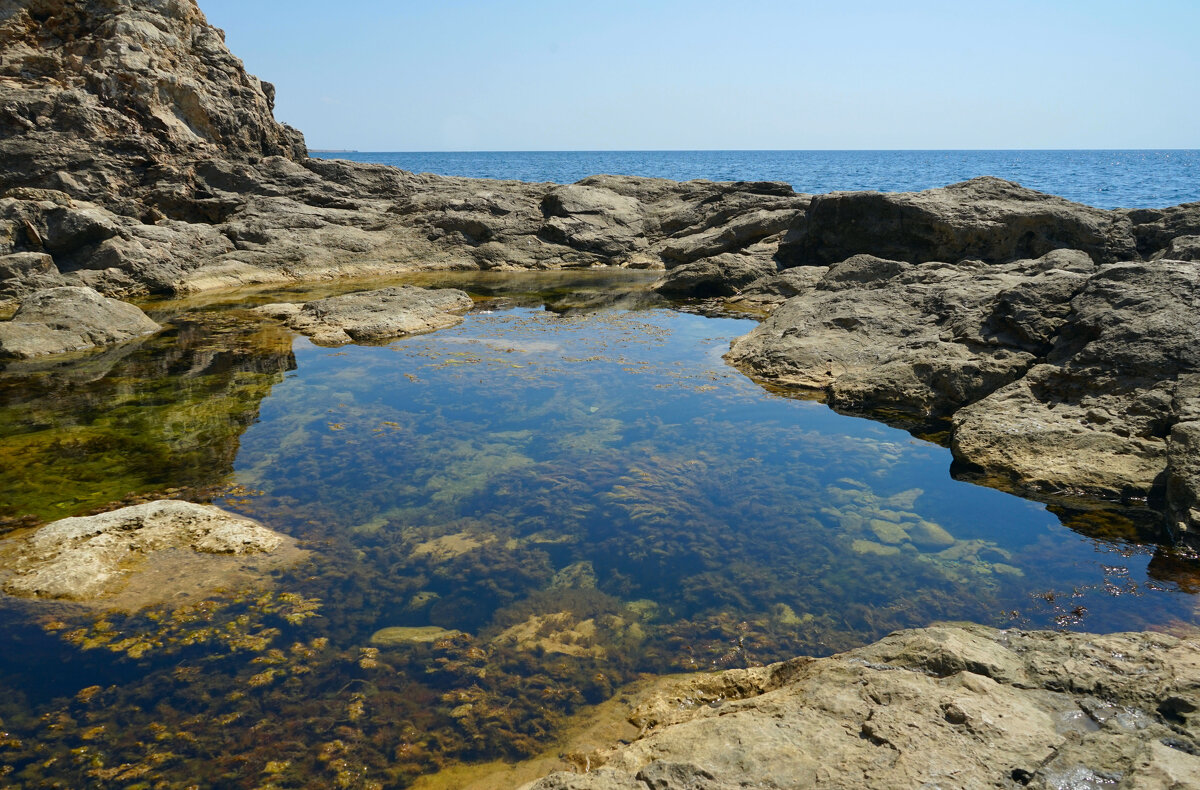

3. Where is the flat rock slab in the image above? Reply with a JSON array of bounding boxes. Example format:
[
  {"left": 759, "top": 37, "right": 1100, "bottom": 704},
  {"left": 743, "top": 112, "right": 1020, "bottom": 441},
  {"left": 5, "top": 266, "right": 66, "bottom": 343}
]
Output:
[
  {"left": 0, "top": 286, "right": 160, "bottom": 359},
  {"left": 522, "top": 624, "right": 1200, "bottom": 790},
  {"left": 0, "top": 500, "right": 304, "bottom": 610},
  {"left": 369, "top": 626, "right": 464, "bottom": 646},
  {"left": 255, "top": 285, "right": 473, "bottom": 345}
]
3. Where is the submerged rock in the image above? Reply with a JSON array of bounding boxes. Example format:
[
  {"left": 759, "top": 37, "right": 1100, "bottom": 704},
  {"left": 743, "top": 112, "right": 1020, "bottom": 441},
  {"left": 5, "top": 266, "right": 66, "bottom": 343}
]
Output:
[
  {"left": 255, "top": 285, "right": 474, "bottom": 345},
  {"left": 522, "top": 624, "right": 1200, "bottom": 790},
  {"left": 0, "top": 500, "right": 303, "bottom": 609},
  {"left": 0, "top": 286, "right": 160, "bottom": 358},
  {"left": 369, "top": 626, "right": 463, "bottom": 646}
]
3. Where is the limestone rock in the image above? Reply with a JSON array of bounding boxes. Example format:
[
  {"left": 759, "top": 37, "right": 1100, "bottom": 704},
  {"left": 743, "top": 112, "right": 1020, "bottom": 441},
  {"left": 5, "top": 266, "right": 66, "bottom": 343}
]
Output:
[
  {"left": 0, "top": 500, "right": 302, "bottom": 608},
  {"left": 725, "top": 253, "right": 1078, "bottom": 419},
  {"left": 255, "top": 285, "right": 474, "bottom": 345},
  {"left": 0, "top": 285, "right": 160, "bottom": 358},
  {"left": 1127, "top": 202, "right": 1200, "bottom": 259},
  {"left": 1153, "top": 235, "right": 1200, "bottom": 261},
  {"left": 521, "top": 624, "right": 1200, "bottom": 790},
  {"left": 777, "top": 177, "right": 1139, "bottom": 267},
  {"left": 0, "top": 0, "right": 306, "bottom": 203}
]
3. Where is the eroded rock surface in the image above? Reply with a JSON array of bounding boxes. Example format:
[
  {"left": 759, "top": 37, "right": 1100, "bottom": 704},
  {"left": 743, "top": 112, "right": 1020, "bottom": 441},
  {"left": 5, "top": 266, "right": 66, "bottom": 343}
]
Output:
[
  {"left": 775, "top": 176, "right": 1139, "bottom": 267},
  {"left": 0, "top": 0, "right": 814, "bottom": 301},
  {"left": 0, "top": 284, "right": 160, "bottom": 358},
  {"left": 0, "top": 500, "right": 303, "bottom": 608},
  {"left": 727, "top": 251, "right": 1200, "bottom": 542},
  {"left": 522, "top": 624, "right": 1200, "bottom": 790},
  {"left": 254, "top": 285, "right": 474, "bottom": 345}
]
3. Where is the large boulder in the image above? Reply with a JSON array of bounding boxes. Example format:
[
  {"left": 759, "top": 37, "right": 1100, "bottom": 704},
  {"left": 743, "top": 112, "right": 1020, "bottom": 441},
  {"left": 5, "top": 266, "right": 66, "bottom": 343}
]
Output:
[
  {"left": 653, "top": 251, "right": 779, "bottom": 297},
  {"left": 255, "top": 285, "right": 474, "bottom": 345},
  {"left": 0, "top": 285, "right": 160, "bottom": 358},
  {"left": 727, "top": 250, "right": 1095, "bottom": 419},
  {"left": 777, "top": 177, "right": 1139, "bottom": 267},
  {"left": 953, "top": 261, "right": 1200, "bottom": 503},
  {"left": 522, "top": 624, "right": 1200, "bottom": 790}
]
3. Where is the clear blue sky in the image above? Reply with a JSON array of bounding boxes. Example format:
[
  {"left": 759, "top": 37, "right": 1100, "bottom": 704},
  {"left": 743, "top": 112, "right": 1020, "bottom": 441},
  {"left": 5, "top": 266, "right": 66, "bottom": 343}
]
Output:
[{"left": 198, "top": 0, "right": 1200, "bottom": 151}]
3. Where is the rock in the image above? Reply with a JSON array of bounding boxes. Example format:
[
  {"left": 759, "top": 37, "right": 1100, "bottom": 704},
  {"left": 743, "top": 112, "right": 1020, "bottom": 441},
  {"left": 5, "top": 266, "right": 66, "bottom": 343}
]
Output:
[
  {"left": 0, "top": 0, "right": 306, "bottom": 205},
  {"left": 1153, "top": 235, "right": 1200, "bottom": 261},
  {"left": 777, "top": 177, "right": 1139, "bottom": 267},
  {"left": 520, "top": 624, "right": 1200, "bottom": 790},
  {"left": 0, "top": 251, "right": 62, "bottom": 288},
  {"left": 0, "top": 285, "right": 160, "bottom": 358},
  {"left": 255, "top": 285, "right": 473, "bottom": 345},
  {"left": 658, "top": 208, "right": 798, "bottom": 266},
  {"left": 727, "top": 254, "right": 1200, "bottom": 527},
  {"left": 369, "top": 626, "right": 463, "bottom": 646},
  {"left": 726, "top": 253, "right": 1064, "bottom": 419},
  {"left": 0, "top": 500, "right": 303, "bottom": 609},
  {"left": 1127, "top": 202, "right": 1200, "bottom": 259},
  {"left": 539, "top": 184, "right": 648, "bottom": 258},
  {"left": 653, "top": 252, "right": 778, "bottom": 297},
  {"left": 952, "top": 261, "right": 1200, "bottom": 503}
]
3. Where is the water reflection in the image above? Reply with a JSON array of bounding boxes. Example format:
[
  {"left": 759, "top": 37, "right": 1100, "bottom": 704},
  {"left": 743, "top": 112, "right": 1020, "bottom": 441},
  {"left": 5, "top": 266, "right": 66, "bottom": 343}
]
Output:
[{"left": 0, "top": 312, "right": 295, "bottom": 526}]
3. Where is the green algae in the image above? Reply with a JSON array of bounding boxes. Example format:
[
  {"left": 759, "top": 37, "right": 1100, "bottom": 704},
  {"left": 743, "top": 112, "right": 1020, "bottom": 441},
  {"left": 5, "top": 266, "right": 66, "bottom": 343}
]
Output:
[{"left": 0, "top": 313, "right": 294, "bottom": 526}]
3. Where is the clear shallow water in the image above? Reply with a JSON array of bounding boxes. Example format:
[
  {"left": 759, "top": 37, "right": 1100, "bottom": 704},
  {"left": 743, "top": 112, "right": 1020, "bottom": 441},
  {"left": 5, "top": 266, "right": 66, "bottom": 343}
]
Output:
[
  {"left": 0, "top": 274, "right": 1195, "bottom": 787},
  {"left": 311, "top": 149, "right": 1200, "bottom": 209}
]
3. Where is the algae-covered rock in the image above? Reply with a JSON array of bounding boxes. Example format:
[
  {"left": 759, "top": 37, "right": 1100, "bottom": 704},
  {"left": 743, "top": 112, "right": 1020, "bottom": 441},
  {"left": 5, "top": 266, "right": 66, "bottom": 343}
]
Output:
[
  {"left": 910, "top": 519, "right": 956, "bottom": 549},
  {"left": 851, "top": 539, "right": 901, "bottom": 557}
]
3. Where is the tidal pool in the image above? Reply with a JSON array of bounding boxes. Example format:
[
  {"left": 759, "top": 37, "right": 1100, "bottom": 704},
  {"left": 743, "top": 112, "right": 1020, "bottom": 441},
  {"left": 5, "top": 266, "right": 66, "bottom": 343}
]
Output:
[{"left": 0, "top": 272, "right": 1196, "bottom": 788}]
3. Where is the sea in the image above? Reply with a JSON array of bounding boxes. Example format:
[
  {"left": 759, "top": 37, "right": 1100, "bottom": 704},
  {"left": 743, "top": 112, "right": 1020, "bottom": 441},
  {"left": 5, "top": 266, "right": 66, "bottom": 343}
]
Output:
[{"left": 309, "top": 149, "right": 1200, "bottom": 210}]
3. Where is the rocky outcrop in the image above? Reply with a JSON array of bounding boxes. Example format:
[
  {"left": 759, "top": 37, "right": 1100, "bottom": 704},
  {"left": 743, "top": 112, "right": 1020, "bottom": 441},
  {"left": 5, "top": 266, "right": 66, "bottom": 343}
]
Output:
[
  {"left": 727, "top": 252, "right": 1200, "bottom": 540},
  {"left": 775, "top": 177, "right": 1140, "bottom": 268},
  {"left": 523, "top": 624, "right": 1200, "bottom": 790},
  {"left": 0, "top": 0, "right": 305, "bottom": 203},
  {"left": 0, "top": 500, "right": 303, "bottom": 608},
  {"left": 254, "top": 285, "right": 474, "bottom": 345},
  {"left": 0, "top": 284, "right": 159, "bottom": 357}
]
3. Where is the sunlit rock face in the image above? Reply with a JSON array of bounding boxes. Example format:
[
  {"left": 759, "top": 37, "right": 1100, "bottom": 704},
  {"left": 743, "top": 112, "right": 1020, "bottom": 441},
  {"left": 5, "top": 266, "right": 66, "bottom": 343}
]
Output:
[
  {"left": 0, "top": 0, "right": 306, "bottom": 203},
  {"left": 522, "top": 624, "right": 1200, "bottom": 790}
]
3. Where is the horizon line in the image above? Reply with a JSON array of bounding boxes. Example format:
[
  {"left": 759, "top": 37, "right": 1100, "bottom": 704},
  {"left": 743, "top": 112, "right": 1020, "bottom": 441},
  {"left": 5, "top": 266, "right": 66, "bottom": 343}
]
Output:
[{"left": 306, "top": 147, "right": 1200, "bottom": 154}]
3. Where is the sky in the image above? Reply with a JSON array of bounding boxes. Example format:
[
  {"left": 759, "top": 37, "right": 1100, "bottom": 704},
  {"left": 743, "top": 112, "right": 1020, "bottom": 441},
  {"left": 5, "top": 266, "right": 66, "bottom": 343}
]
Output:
[{"left": 198, "top": 0, "right": 1200, "bottom": 152}]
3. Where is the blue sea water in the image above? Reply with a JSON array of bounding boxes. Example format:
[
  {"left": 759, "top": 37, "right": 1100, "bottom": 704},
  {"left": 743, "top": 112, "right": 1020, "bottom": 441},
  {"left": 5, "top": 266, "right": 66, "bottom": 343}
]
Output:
[{"left": 311, "top": 149, "right": 1200, "bottom": 210}]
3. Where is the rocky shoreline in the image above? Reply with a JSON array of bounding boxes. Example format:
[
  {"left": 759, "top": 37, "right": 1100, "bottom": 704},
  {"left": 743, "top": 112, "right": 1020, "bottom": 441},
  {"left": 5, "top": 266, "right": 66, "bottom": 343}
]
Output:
[
  {"left": 520, "top": 624, "right": 1200, "bottom": 790},
  {"left": 1, "top": 1, "right": 1199, "bottom": 787}
]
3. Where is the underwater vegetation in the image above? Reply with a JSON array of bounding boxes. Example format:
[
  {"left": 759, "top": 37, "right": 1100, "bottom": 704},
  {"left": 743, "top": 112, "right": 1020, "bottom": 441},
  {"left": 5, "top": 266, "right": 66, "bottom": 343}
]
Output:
[
  {"left": 0, "top": 312, "right": 295, "bottom": 528},
  {"left": 0, "top": 277, "right": 1196, "bottom": 788}
]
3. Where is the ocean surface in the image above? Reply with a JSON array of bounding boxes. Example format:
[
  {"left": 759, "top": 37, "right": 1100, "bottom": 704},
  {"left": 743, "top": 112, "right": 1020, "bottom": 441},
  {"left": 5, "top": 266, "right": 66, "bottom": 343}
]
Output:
[{"left": 310, "top": 149, "right": 1199, "bottom": 210}]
